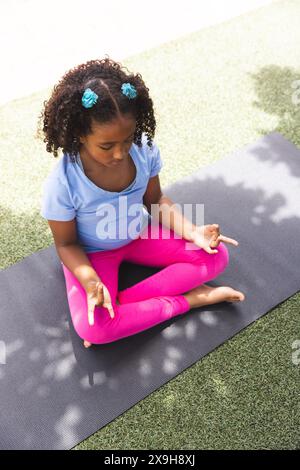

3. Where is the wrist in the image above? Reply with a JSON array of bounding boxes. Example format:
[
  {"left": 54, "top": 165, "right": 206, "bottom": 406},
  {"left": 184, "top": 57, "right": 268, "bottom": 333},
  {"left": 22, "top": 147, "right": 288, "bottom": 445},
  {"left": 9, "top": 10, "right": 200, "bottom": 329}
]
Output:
[
  {"left": 82, "top": 275, "right": 102, "bottom": 292},
  {"left": 186, "top": 225, "right": 205, "bottom": 242},
  {"left": 184, "top": 225, "right": 199, "bottom": 242}
]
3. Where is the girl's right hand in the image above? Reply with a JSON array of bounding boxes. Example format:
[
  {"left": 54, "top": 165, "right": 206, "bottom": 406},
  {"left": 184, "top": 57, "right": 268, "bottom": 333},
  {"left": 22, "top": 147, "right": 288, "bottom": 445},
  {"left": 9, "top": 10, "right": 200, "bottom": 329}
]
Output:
[{"left": 85, "top": 280, "right": 115, "bottom": 326}]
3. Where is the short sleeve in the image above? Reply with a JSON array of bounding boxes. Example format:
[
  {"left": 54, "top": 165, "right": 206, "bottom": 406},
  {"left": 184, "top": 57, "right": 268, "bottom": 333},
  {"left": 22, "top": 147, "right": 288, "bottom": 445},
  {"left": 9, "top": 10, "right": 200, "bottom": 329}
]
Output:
[
  {"left": 148, "top": 140, "right": 163, "bottom": 177},
  {"left": 40, "top": 176, "right": 76, "bottom": 221}
]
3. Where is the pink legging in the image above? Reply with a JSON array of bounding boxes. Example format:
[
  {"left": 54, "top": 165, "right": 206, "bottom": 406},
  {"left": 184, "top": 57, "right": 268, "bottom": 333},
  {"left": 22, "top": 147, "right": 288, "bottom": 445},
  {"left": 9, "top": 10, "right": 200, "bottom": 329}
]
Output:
[{"left": 61, "top": 221, "right": 229, "bottom": 344}]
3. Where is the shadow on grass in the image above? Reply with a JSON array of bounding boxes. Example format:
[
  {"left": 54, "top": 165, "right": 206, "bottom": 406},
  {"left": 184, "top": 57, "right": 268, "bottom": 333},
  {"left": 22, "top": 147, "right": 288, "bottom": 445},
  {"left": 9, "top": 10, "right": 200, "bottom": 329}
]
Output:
[{"left": 250, "top": 64, "right": 300, "bottom": 147}]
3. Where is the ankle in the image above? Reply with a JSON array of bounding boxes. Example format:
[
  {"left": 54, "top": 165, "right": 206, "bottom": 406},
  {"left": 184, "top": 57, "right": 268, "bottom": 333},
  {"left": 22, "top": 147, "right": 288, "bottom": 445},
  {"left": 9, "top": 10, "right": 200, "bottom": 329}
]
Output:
[{"left": 182, "top": 292, "right": 193, "bottom": 309}]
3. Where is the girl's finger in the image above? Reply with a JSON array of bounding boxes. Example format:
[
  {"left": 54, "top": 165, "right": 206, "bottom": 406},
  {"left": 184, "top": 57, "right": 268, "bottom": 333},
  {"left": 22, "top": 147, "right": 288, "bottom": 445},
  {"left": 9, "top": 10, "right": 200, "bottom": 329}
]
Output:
[
  {"left": 108, "top": 304, "right": 115, "bottom": 319},
  {"left": 103, "top": 301, "right": 115, "bottom": 319},
  {"left": 206, "top": 247, "right": 218, "bottom": 254},
  {"left": 88, "top": 303, "right": 95, "bottom": 326},
  {"left": 218, "top": 235, "right": 239, "bottom": 246},
  {"left": 212, "top": 224, "right": 220, "bottom": 234},
  {"left": 209, "top": 236, "right": 220, "bottom": 247},
  {"left": 97, "top": 282, "right": 103, "bottom": 302},
  {"left": 102, "top": 285, "right": 115, "bottom": 319},
  {"left": 203, "top": 242, "right": 218, "bottom": 254}
]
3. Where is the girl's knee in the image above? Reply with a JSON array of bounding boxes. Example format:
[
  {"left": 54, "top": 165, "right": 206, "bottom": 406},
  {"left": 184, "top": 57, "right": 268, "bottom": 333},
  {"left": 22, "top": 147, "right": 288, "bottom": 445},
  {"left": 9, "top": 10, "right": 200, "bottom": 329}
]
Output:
[
  {"left": 72, "top": 309, "right": 118, "bottom": 345},
  {"left": 75, "top": 324, "right": 115, "bottom": 345},
  {"left": 214, "top": 242, "right": 230, "bottom": 275},
  {"left": 72, "top": 308, "right": 110, "bottom": 344}
]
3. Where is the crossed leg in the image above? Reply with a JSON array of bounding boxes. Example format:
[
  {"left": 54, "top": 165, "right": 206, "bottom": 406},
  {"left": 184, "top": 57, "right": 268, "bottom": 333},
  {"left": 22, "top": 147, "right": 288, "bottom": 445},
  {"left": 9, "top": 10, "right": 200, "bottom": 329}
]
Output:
[
  {"left": 118, "top": 221, "right": 229, "bottom": 304},
  {"left": 62, "top": 222, "right": 229, "bottom": 345}
]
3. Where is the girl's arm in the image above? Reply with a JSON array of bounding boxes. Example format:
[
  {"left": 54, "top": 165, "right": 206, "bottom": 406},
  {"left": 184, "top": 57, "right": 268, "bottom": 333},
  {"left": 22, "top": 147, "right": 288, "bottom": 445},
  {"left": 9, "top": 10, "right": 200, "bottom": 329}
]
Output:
[
  {"left": 48, "top": 219, "right": 101, "bottom": 290},
  {"left": 57, "top": 244, "right": 101, "bottom": 291},
  {"left": 152, "top": 195, "right": 198, "bottom": 241},
  {"left": 143, "top": 175, "right": 197, "bottom": 241}
]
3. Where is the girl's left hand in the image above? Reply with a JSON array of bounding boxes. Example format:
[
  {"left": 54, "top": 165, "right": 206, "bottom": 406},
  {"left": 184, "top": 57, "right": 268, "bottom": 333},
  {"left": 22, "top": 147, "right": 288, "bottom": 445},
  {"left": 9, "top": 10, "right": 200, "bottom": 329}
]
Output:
[{"left": 189, "top": 224, "right": 239, "bottom": 254}]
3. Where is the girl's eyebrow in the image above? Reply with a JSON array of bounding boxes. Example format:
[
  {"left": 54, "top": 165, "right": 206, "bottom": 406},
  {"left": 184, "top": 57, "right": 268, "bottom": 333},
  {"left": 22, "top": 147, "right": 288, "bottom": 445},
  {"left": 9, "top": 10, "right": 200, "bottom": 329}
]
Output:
[{"left": 98, "top": 131, "right": 135, "bottom": 145}]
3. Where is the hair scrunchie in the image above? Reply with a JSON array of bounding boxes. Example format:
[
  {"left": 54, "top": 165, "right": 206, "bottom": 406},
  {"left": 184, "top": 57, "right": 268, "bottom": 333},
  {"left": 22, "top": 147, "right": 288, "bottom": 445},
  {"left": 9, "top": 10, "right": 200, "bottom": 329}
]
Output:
[
  {"left": 81, "top": 82, "right": 138, "bottom": 109},
  {"left": 81, "top": 88, "right": 98, "bottom": 108},
  {"left": 121, "top": 82, "right": 138, "bottom": 99}
]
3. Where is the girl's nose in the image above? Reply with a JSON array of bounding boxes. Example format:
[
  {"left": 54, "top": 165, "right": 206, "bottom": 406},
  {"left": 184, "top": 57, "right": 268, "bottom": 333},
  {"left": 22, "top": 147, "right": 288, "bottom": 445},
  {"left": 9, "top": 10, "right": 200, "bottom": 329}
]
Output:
[{"left": 113, "top": 152, "right": 126, "bottom": 161}]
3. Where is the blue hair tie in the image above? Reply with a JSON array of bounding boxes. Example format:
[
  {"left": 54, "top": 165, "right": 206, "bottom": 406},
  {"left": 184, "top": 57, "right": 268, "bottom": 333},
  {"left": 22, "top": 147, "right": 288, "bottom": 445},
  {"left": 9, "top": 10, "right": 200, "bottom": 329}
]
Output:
[
  {"left": 121, "top": 83, "right": 138, "bottom": 99},
  {"left": 81, "top": 83, "right": 137, "bottom": 109},
  {"left": 82, "top": 88, "right": 98, "bottom": 108}
]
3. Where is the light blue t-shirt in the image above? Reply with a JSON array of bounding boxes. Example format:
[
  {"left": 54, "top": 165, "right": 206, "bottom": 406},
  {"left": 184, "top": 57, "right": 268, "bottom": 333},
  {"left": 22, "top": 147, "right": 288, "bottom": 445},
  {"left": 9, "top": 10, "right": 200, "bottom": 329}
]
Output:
[{"left": 40, "top": 133, "right": 163, "bottom": 253}]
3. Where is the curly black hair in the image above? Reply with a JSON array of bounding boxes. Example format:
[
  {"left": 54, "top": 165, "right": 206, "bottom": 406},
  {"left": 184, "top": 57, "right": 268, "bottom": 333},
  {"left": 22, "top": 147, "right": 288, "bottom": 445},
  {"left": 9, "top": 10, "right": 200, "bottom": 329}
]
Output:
[{"left": 36, "top": 56, "right": 156, "bottom": 162}]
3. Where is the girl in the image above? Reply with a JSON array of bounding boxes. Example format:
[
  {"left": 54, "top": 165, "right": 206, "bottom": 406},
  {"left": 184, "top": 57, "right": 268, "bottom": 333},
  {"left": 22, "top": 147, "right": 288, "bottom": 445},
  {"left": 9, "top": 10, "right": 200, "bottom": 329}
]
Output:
[{"left": 38, "top": 57, "right": 245, "bottom": 348}]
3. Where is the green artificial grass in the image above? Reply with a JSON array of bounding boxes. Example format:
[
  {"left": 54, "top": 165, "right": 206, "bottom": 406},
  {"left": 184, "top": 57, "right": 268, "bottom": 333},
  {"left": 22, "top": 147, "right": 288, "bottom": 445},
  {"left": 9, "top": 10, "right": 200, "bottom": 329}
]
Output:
[{"left": 0, "top": 0, "right": 299, "bottom": 450}]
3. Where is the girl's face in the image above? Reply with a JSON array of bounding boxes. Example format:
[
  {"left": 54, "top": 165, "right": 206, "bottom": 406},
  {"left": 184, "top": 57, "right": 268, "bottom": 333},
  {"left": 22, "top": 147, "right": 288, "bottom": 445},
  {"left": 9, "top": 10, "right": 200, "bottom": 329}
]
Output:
[{"left": 79, "top": 115, "right": 136, "bottom": 169}]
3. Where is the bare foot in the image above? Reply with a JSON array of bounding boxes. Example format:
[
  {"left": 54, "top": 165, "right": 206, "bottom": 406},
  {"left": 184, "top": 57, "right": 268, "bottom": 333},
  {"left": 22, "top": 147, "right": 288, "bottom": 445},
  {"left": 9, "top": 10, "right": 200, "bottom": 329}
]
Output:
[{"left": 183, "top": 283, "right": 245, "bottom": 309}]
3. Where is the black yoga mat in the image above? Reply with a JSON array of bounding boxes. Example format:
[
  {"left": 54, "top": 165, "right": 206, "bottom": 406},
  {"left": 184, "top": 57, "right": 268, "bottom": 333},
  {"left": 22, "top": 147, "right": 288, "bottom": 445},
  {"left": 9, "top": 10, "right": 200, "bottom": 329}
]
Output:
[{"left": 0, "top": 132, "right": 299, "bottom": 450}]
